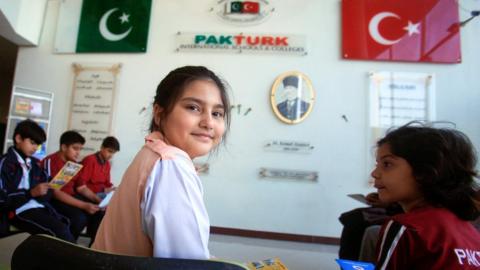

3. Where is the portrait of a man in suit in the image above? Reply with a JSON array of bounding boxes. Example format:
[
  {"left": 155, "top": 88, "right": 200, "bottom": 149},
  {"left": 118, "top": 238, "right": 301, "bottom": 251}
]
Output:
[{"left": 276, "top": 76, "right": 310, "bottom": 121}]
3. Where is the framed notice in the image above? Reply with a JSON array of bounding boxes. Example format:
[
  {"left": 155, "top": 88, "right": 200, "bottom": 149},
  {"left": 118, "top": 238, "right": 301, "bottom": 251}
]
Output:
[
  {"left": 68, "top": 63, "right": 121, "bottom": 157},
  {"left": 366, "top": 71, "right": 436, "bottom": 179},
  {"left": 3, "top": 86, "right": 53, "bottom": 158},
  {"left": 369, "top": 71, "right": 435, "bottom": 129}
]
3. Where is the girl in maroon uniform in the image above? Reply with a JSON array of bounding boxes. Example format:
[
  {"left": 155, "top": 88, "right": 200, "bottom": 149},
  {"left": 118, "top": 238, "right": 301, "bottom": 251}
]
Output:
[{"left": 372, "top": 122, "right": 480, "bottom": 270}]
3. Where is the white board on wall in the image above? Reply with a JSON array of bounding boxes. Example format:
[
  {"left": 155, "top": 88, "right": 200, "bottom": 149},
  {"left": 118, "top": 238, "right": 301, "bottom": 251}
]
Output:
[{"left": 68, "top": 63, "right": 121, "bottom": 157}]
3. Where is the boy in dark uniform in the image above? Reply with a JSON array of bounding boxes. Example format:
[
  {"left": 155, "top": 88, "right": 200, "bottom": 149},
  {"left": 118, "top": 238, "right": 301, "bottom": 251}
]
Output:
[{"left": 0, "top": 119, "right": 74, "bottom": 241}]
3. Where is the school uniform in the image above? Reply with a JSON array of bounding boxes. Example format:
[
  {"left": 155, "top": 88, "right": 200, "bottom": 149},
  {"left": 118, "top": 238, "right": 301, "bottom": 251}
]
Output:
[
  {"left": 77, "top": 152, "right": 112, "bottom": 194},
  {"left": 338, "top": 204, "right": 403, "bottom": 260},
  {"left": 376, "top": 206, "right": 480, "bottom": 270},
  {"left": 41, "top": 152, "right": 103, "bottom": 240},
  {"left": 0, "top": 147, "right": 74, "bottom": 241},
  {"left": 92, "top": 132, "right": 210, "bottom": 259}
]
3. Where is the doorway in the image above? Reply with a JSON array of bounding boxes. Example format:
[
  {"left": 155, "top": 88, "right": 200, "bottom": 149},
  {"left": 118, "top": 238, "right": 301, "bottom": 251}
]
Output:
[{"left": 0, "top": 35, "right": 18, "bottom": 154}]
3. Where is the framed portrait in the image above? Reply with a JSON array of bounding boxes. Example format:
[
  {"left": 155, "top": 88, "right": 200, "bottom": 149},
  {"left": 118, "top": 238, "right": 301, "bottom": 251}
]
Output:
[{"left": 270, "top": 71, "right": 315, "bottom": 124}]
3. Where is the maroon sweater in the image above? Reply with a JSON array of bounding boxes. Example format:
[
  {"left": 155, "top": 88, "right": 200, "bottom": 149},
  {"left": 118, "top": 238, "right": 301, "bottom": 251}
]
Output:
[
  {"left": 376, "top": 206, "right": 480, "bottom": 270},
  {"left": 78, "top": 153, "right": 112, "bottom": 193}
]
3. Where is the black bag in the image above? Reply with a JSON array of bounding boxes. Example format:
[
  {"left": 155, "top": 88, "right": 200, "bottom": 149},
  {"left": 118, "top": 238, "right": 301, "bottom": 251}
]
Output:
[
  {"left": 0, "top": 188, "right": 10, "bottom": 237},
  {"left": 0, "top": 211, "right": 9, "bottom": 237},
  {"left": 1, "top": 156, "right": 11, "bottom": 237}
]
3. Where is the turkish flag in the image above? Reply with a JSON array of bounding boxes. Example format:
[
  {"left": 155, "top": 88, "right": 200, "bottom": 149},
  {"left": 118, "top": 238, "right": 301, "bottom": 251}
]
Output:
[
  {"left": 242, "top": 1, "right": 260, "bottom": 14},
  {"left": 342, "top": 0, "right": 461, "bottom": 63}
]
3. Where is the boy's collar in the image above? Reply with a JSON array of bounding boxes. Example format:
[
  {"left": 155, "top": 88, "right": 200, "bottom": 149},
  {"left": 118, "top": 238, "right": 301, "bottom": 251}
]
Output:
[
  {"left": 12, "top": 147, "right": 31, "bottom": 166},
  {"left": 56, "top": 151, "right": 68, "bottom": 162},
  {"left": 13, "top": 146, "right": 28, "bottom": 160},
  {"left": 95, "top": 152, "right": 106, "bottom": 165}
]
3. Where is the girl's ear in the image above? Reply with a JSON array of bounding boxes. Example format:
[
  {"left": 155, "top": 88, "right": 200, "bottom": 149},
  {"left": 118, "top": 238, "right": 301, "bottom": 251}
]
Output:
[{"left": 153, "top": 104, "right": 164, "bottom": 129}]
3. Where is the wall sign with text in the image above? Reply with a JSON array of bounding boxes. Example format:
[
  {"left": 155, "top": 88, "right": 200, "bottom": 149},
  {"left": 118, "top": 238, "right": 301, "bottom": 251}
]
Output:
[
  {"left": 176, "top": 32, "right": 307, "bottom": 56},
  {"left": 68, "top": 63, "right": 121, "bottom": 157},
  {"left": 259, "top": 168, "right": 318, "bottom": 182},
  {"left": 369, "top": 71, "right": 435, "bottom": 128},
  {"left": 210, "top": 0, "right": 274, "bottom": 26},
  {"left": 264, "top": 140, "right": 314, "bottom": 154}
]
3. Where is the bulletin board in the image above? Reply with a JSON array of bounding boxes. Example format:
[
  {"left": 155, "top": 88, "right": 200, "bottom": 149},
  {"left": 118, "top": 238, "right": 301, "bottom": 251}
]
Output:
[{"left": 3, "top": 86, "right": 53, "bottom": 159}]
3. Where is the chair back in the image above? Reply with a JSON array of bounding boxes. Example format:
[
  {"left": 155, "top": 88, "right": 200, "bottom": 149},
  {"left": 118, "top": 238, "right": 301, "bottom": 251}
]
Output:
[{"left": 11, "top": 234, "right": 248, "bottom": 270}]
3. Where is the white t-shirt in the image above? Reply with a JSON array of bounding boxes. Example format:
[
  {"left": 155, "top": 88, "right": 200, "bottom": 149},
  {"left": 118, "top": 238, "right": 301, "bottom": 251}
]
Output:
[
  {"left": 92, "top": 132, "right": 210, "bottom": 259},
  {"left": 12, "top": 149, "right": 44, "bottom": 214},
  {"left": 141, "top": 155, "right": 210, "bottom": 259}
]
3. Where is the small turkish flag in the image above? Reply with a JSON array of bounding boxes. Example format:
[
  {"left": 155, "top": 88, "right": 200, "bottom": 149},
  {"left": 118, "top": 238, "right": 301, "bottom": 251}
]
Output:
[
  {"left": 242, "top": 1, "right": 260, "bottom": 14},
  {"left": 342, "top": 0, "right": 461, "bottom": 63}
]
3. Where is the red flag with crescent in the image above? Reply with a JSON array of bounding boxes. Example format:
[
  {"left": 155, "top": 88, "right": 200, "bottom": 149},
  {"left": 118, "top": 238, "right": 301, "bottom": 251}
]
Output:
[
  {"left": 242, "top": 1, "right": 259, "bottom": 13},
  {"left": 342, "top": 0, "right": 461, "bottom": 63}
]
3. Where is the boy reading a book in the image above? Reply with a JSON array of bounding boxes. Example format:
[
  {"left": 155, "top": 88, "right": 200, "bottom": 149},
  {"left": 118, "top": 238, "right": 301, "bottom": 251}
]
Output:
[
  {"left": 0, "top": 119, "right": 74, "bottom": 241},
  {"left": 77, "top": 136, "right": 120, "bottom": 200},
  {"left": 41, "top": 131, "right": 103, "bottom": 242}
]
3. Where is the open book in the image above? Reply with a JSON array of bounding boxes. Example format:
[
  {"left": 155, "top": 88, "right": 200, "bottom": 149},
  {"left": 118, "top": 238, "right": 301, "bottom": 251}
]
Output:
[
  {"left": 245, "top": 258, "right": 288, "bottom": 270},
  {"left": 98, "top": 191, "right": 114, "bottom": 208},
  {"left": 336, "top": 259, "right": 375, "bottom": 270},
  {"left": 49, "top": 161, "right": 83, "bottom": 189}
]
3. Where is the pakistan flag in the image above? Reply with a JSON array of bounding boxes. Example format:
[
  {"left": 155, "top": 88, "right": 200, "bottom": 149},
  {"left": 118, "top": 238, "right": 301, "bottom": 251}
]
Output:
[{"left": 76, "top": 0, "right": 151, "bottom": 53}]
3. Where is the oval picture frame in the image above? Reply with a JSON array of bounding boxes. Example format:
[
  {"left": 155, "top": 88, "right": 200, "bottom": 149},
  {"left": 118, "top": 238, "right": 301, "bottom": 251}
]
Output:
[{"left": 270, "top": 71, "right": 315, "bottom": 124}]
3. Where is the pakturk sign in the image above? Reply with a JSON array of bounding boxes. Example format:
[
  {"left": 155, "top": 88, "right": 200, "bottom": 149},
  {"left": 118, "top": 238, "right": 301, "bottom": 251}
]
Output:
[{"left": 176, "top": 32, "right": 307, "bottom": 56}]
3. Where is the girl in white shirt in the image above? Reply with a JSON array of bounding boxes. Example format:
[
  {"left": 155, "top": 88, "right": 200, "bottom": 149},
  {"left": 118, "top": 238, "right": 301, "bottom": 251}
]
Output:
[{"left": 92, "top": 66, "right": 231, "bottom": 259}]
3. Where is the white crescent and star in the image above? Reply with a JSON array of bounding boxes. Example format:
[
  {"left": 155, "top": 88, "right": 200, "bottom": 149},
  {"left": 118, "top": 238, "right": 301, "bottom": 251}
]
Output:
[
  {"left": 99, "top": 8, "right": 132, "bottom": 42},
  {"left": 231, "top": 2, "right": 241, "bottom": 10},
  {"left": 119, "top": 13, "right": 130, "bottom": 24},
  {"left": 368, "top": 12, "right": 421, "bottom": 46}
]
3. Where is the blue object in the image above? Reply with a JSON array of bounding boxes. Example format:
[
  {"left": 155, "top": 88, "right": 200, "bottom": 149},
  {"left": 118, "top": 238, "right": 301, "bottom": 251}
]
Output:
[{"left": 336, "top": 259, "right": 375, "bottom": 270}]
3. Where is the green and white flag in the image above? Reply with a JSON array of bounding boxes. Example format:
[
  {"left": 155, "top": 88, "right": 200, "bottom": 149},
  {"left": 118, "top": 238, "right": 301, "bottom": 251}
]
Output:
[{"left": 54, "top": 0, "right": 151, "bottom": 53}]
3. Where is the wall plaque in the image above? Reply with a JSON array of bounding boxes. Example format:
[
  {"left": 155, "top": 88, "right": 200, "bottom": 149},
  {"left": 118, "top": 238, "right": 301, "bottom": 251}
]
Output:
[
  {"left": 259, "top": 168, "right": 318, "bottom": 182},
  {"left": 68, "top": 63, "right": 121, "bottom": 157},
  {"left": 264, "top": 140, "right": 314, "bottom": 154}
]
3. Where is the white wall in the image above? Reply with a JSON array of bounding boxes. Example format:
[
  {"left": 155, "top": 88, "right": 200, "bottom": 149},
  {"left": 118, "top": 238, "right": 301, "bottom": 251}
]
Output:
[
  {"left": 12, "top": 0, "right": 480, "bottom": 238},
  {"left": 0, "top": 0, "right": 47, "bottom": 45}
]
